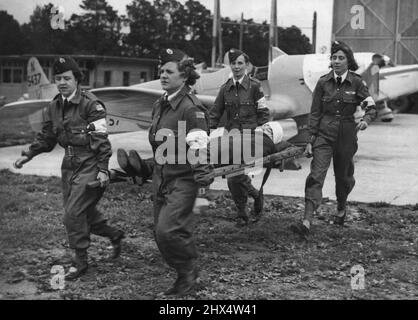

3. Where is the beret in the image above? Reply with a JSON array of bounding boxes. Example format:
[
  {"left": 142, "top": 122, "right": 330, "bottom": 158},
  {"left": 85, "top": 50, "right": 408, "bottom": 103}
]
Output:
[
  {"left": 159, "top": 48, "right": 187, "bottom": 65},
  {"left": 52, "top": 56, "right": 81, "bottom": 76}
]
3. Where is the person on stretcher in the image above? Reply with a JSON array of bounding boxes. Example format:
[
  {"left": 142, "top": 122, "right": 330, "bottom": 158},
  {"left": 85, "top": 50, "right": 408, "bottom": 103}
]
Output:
[{"left": 115, "top": 121, "right": 296, "bottom": 182}]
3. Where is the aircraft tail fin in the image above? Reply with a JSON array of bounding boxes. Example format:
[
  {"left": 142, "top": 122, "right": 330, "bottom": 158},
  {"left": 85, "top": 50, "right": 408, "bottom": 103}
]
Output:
[
  {"left": 27, "top": 57, "right": 58, "bottom": 100},
  {"left": 272, "top": 47, "right": 287, "bottom": 60}
]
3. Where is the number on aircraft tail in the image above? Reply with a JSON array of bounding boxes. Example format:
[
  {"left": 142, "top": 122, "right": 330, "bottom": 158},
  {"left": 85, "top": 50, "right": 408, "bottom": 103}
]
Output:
[{"left": 27, "top": 73, "right": 41, "bottom": 87}]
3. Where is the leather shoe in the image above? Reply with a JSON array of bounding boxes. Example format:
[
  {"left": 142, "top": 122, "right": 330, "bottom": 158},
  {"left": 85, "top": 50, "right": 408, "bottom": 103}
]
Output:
[
  {"left": 290, "top": 221, "right": 310, "bottom": 240},
  {"left": 65, "top": 263, "right": 88, "bottom": 281},
  {"left": 117, "top": 149, "right": 136, "bottom": 177},
  {"left": 235, "top": 215, "right": 249, "bottom": 227},
  {"left": 128, "top": 150, "right": 152, "bottom": 181},
  {"left": 164, "top": 269, "right": 199, "bottom": 297},
  {"left": 110, "top": 231, "right": 125, "bottom": 259},
  {"left": 332, "top": 209, "right": 347, "bottom": 226}
]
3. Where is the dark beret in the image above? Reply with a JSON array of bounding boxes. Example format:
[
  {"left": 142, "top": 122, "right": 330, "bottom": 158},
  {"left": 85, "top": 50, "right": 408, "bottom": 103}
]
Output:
[
  {"left": 52, "top": 56, "right": 81, "bottom": 76},
  {"left": 159, "top": 48, "right": 187, "bottom": 66}
]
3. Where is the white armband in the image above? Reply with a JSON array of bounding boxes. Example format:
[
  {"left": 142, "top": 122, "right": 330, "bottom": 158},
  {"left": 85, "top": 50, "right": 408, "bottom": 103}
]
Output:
[
  {"left": 89, "top": 118, "right": 107, "bottom": 133},
  {"left": 186, "top": 129, "right": 209, "bottom": 150},
  {"left": 362, "top": 96, "right": 375, "bottom": 107},
  {"left": 256, "top": 96, "right": 268, "bottom": 110}
]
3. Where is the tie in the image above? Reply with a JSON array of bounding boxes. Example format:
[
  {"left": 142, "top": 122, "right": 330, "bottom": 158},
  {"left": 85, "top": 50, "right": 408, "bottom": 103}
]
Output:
[
  {"left": 336, "top": 76, "right": 342, "bottom": 87},
  {"left": 160, "top": 95, "right": 169, "bottom": 113},
  {"left": 235, "top": 81, "right": 240, "bottom": 93}
]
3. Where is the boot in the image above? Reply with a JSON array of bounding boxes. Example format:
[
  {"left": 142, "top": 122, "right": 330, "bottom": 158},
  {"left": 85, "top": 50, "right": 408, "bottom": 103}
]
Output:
[
  {"left": 252, "top": 189, "right": 264, "bottom": 220},
  {"left": 235, "top": 207, "right": 249, "bottom": 227},
  {"left": 164, "top": 263, "right": 199, "bottom": 297},
  {"left": 290, "top": 200, "right": 314, "bottom": 240},
  {"left": 65, "top": 249, "right": 88, "bottom": 281},
  {"left": 248, "top": 185, "right": 263, "bottom": 221},
  {"left": 332, "top": 203, "right": 347, "bottom": 226},
  {"left": 110, "top": 230, "right": 125, "bottom": 259}
]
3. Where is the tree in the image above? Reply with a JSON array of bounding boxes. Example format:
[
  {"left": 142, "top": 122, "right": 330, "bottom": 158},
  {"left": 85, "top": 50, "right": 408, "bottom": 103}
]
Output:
[
  {"left": 68, "top": 0, "right": 123, "bottom": 55},
  {"left": 124, "top": 0, "right": 212, "bottom": 61},
  {"left": 21, "top": 3, "right": 71, "bottom": 54},
  {"left": 278, "top": 26, "right": 312, "bottom": 55},
  {"left": 0, "top": 11, "right": 26, "bottom": 54}
]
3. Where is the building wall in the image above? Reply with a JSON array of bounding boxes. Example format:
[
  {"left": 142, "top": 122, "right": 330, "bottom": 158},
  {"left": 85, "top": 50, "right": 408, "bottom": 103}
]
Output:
[
  {"left": 332, "top": 0, "right": 418, "bottom": 65},
  {"left": 0, "top": 56, "right": 157, "bottom": 103},
  {"left": 94, "top": 61, "right": 155, "bottom": 88}
]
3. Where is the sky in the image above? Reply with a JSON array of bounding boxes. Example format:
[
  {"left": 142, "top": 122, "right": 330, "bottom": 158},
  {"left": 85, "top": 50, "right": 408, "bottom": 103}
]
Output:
[{"left": 0, "top": 0, "right": 334, "bottom": 53}]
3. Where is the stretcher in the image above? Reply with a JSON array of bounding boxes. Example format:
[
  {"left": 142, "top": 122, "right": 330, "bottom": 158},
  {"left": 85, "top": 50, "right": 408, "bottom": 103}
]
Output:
[{"left": 87, "top": 146, "right": 305, "bottom": 188}]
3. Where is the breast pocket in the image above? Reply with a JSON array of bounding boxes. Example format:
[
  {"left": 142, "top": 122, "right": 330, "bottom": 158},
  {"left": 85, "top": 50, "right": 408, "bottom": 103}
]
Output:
[
  {"left": 342, "top": 93, "right": 357, "bottom": 104},
  {"left": 239, "top": 101, "right": 256, "bottom": 118},
  {"left": 69, "top": 126, "right": 88, "bottom": 145},
  {"left": 321, "top": 96, "right": 334, "bottom": 112}
]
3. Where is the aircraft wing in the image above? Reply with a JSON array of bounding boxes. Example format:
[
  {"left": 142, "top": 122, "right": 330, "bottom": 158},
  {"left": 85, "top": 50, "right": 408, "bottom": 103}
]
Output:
[
  {"left": 378, "top": 65, "right": 418, "bottom": 101},
  {"left": 91, "top": 86, "right": 216, "bottom": 133}
]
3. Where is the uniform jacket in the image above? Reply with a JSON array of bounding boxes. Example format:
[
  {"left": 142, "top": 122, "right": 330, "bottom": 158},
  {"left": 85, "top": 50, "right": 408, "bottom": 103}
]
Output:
[
  {"left": 308, "top": 70, "right": 377, "bottom": 143},
  {"left": 25, "top": 88, "right": 112, "bottom": 170},
  {"left": 209, "top": 75, "right": 270, "bottom": 131},
  {"left": 148, "top": 85, "right": 212, "bottom": 185}
]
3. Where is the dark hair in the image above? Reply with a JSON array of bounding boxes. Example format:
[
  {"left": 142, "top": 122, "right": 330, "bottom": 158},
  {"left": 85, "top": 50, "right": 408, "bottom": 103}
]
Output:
[
  {"left": 177, "top": 58, "right": 200, "bottom": 86},
  {"left": 330, "top": 41, "right": 359, "bottom": 71},
  {"left": 71, "top": 70, "right": 83, "bottom": 83}
]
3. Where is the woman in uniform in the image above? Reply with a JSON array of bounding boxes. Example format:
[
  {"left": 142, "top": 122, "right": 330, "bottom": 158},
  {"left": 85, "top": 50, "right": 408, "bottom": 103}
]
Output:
[
  {"left": 148, "top": 48, "right": 213, "bottom": 296},
  {"left": 291, "top": 41, "right": 377, "bottom": 239}
]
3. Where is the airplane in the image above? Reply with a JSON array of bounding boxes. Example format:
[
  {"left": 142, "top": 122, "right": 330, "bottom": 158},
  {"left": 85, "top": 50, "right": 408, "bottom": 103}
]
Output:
[
  {"left": 2, "top": 50, "right": 418, "bottom": 146},
  {"left": 89, "top": 47, "right": 418, "bottom": 146}
]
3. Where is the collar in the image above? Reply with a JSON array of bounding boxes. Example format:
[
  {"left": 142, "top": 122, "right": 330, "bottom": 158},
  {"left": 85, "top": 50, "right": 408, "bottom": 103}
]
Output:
[
  {"left": 226, "top": 74, "right": 250, "bottom": 91},
  {"left": 164, "top": 86, "right": 183, "bottom": 102},
  {"left": 334, "top": 70, "right": 348, "bottom": 83},
  {"left": 232, "top": 74, "right": 245, "bottom": 84},
  {"left": 323, "top": 70, "right": 353, "bottom": 84},
  {"left": 61, "top": 87, "right": 81, "bottom": 105},
  {"left": 162, "top": 85, "right": 190, "bottom": 110}
]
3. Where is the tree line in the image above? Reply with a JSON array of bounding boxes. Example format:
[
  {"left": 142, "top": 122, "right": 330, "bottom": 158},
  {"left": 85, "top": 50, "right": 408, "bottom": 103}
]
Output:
[{"left": 0, "top": 0, "right": 312, "bottom": 66}]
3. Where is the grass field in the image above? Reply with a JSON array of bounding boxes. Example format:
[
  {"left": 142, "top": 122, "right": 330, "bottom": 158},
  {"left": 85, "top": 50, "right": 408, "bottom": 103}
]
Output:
[{"left": 0, "top": 169, "right": 417, "bottom": 300}]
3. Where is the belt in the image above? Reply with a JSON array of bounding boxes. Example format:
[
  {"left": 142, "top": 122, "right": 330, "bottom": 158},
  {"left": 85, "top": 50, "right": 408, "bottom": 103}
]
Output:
[
  {"left": 64, "top": 145, "right": 92, "bottom": 156},
  {"left": 323, "top": 114, "right": 354, "bottom": 122}
]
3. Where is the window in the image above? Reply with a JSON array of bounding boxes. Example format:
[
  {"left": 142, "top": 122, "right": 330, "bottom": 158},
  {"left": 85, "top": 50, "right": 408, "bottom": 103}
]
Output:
[
  {"left": 12, "top": 69, "right": 22, "bottom": 83},
  {"left": 123, "top": 71, "right": 130, "bottom": 86},
  {"left": 104, "top": 71, "right": 111, "bottom": 86},
  {"left": 2, "top": 69, "right": 11, "bottom": 83},
  {"left": 1, "top": 61, "right": 24, "bottom": 83},
  {"left": 140, "top": 71, "right": 147, "bottom": 83}
]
